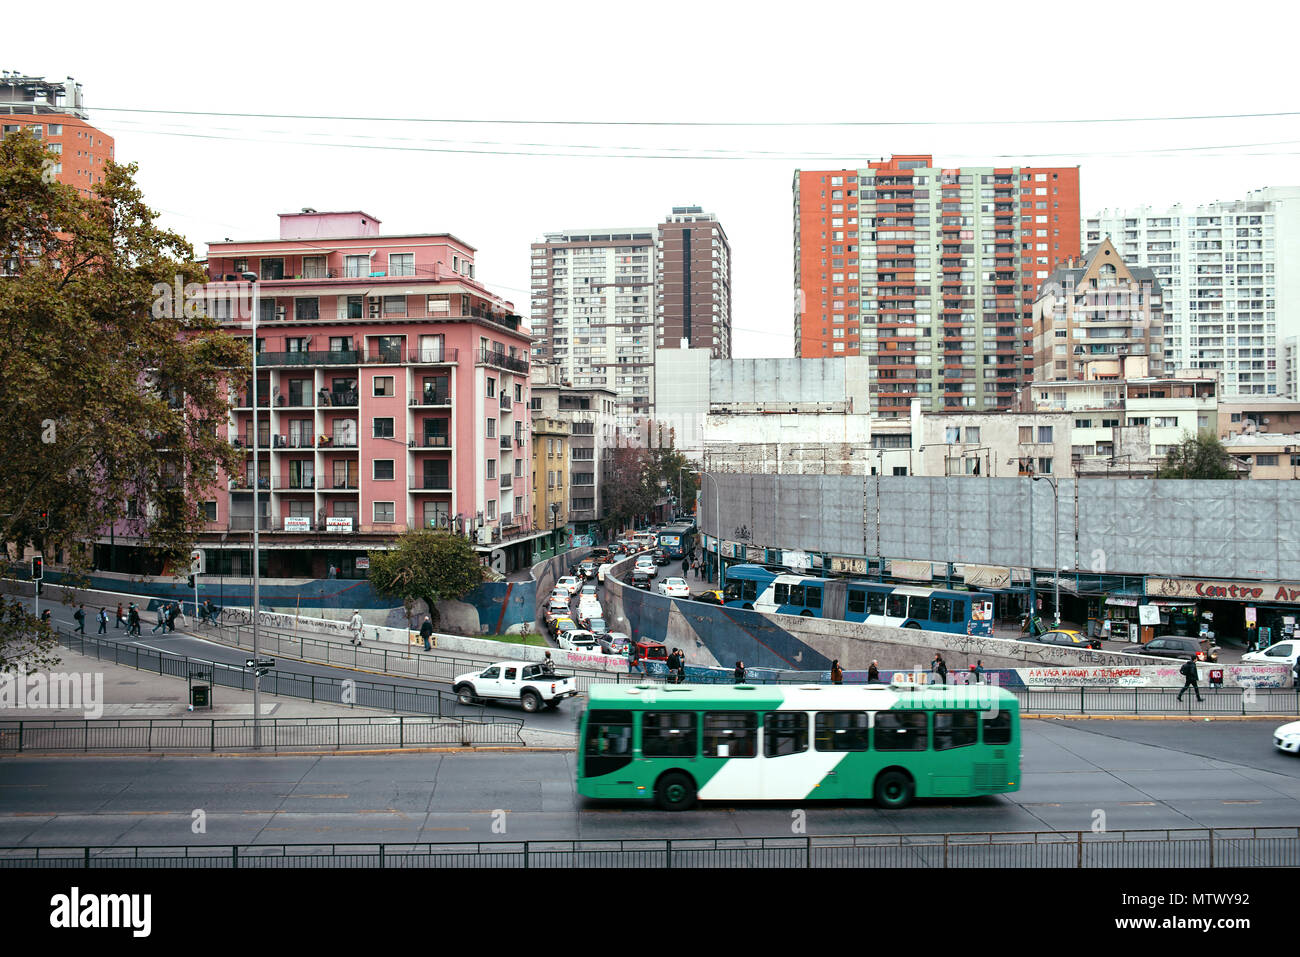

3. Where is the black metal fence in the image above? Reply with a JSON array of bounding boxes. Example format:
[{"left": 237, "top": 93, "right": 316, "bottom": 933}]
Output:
[
  {"left": 54, "top": 631, "right": 470, "bottom": 718},
  {"left": 0, "top": 714, "right": 523, "bottom": 753},
  {"left": 2, "top": 827, "right": 1296, "bottom": 868}
]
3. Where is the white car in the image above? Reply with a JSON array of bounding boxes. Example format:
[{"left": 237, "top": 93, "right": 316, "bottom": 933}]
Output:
[
  {"left": 634, "top": 557, "right": 657, "bottom": 578},
  {"left": 597, "top": 563, "right": 613, "bottom": 583},
  {"left": 657, "top": 577, "right": 690, "bottom": 598},
  {"left": 576, "top": 600, "right": 604, "bottom": 625},
  {"left": 556, "top": 576, "right": 581, "bottom": 596},
  {"left": 1274, "top": 721, "right": 1300, "bottom": 755},
  {"left": 558, "top": 629, "right": 600, "bottom": 652},
  {"left": 1243, "top": 641, "right": 1300, "bottom": 669}
]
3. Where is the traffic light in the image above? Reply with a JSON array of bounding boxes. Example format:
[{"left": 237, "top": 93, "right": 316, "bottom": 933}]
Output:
[
  {"left": 31, "top": 555, "right": 43, "bottom": 580},
  {"left": 187, "top": 574, "right": 196, "bottom": 589},
  {"left": 38, "top": 510, "right": 49, "bottom": 529}
]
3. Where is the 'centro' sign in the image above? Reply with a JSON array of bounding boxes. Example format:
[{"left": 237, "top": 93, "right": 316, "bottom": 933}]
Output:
[{"left": 1147, "top": 577, "right": 1300, "bottom": 605}]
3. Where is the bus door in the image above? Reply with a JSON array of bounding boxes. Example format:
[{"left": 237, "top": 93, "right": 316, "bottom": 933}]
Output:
[
  {"left": 759, "top": 710, "right": 814, "bottom": 799},
  {"left": 811, "top": 711, "right": 871, "bottom": 799}
]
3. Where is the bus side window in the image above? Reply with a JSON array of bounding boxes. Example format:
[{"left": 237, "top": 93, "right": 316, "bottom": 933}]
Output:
[
  {"left": 930, "top": 597, "right": 952, "bottom": 625},
  {"left": 743, "top": 580, "right": 757, "bottom": 601},
  {"left": 774, "top": 583, "right": 789, "bottom": 605},
  {"left": 847, "top": 590, "right": 866, "bottom": 616},
  {"left": 873, "top": 712, "right": 927, "bottom": 751},
  {"left": 763, "top": 712, "right": 808, "bottom": 757},
  {"left": 934, "top": 711, "right": 978, "bottom": 750},
  {"left": 814, "top": 711, "right": 870, "bottom": 751},
  {"left": 982, "top": 709, "right": 1012, "bottom": 745},
  {"left": 585, "top": 710, "right": 633, "bottom": 755},
  {"left": 788, "top": 583, "right": 805, "bottom": 606},
  {"left": 867, "top": 591, "right": 887, "bottom": 616},
  {"left": 909, "top": 596, "right": 931, "bottom": 622},
  {"left": 805, "top": 586, "right": 822, "bottom": 610},
  {"left": 642, "top": 711, "right": 696, "bottom": 757},
  {"left": 951, "top": 600, "right": 967, "bottom": 625},
  {"left": 886, "top": 594, "right": 908, "bottom": 618},
  {"left": 703, "top": 712, "right": 757, "bottom": 758}
]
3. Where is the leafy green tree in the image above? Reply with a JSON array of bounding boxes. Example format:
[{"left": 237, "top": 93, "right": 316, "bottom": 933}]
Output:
[
  {"left": 1156, "top": 431, "right": 1239, "bottom": 479},
  {"left": 0, "top": 130, "right": 246, "bottom": 671},
  {"left": 649, "top": 442, "right": 699, "bottom": 518},
  {"left": 366, "top": 530, "right": 485, "bottom": 627},
  {"left": 600, "top": 446, "right": 659, "bottom": 533}
]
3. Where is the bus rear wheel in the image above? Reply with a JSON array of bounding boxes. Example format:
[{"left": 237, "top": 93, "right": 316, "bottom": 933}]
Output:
[
  {"left": 655, "top": 771, "right": 697, "bottom": 811},
  {"left": 874, "top": 770, "right": 915, "bottom": 809}
]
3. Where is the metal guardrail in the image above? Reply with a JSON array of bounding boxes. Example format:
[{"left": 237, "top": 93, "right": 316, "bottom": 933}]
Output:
[
  {"left": 0, "top": 714, "right": 523, "bottom": 753},
  {"left": 1, "top": 827, "right": 1296, "bottom": 868},
  {"left": 52, "top": 631, "right": 471, "bottom": 719}
]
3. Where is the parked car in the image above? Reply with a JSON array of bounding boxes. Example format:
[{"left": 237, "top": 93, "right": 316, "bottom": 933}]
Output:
[
  {"left": 1274, "top": 721, "right": 1300, "bottom": 755},
  {"left": 657, "top": 577, "right": 690, "bottom": 598},
  {"left": 631, "top": 568, "right": 653, "bottom": 590},
  {"left": 556, "top": 575, "right": 581, "bottom": 596},
  {"left": 1026, "top": 629, "right": 1102, "bottom": 651},
  {"left": 1243, "top": 641, "right": 1300, "bottom": 669},
  {"left": 452, "top": 661, "right": 578, "bottom": 713},
  {"left": 1123, "top": 634, "right": 1219, "bottom": 662}
]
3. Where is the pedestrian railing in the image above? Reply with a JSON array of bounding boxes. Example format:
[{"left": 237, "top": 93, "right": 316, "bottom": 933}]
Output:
[
  {"left": 53, "top": 631, "right": 471, "bottom": 718},
  {"left": 2, "top": 826, "right": 1296, "bottom": 868},
  {"left": 0, "top": 714, "right": 524, "bottom": 753}
]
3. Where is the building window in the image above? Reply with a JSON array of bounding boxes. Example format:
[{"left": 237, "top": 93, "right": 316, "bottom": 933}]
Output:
[
  {"left": 487, "top": 377, "right": 496, "bottom": 398},
  {"left": 373, "top": 460, "right": 395, "bottom": 481},
  {"left": 201, "top": 502, "right": 217, "bottom": 522},
  {"left": 373, "top": 376, "right": 394, "bottom": 397},
  {"left": 487, "top": 459, "right": 497, "bottom": 480},
  {"left": 1037, "top": 426, "right": 1053, "bottom": 443},
  {"left": 373, "top": 417, "right": 394, "bottom": 438},
  {"left": 373, "top": 501, "right": 395, "bottom": 524},
  {"left": 1037, "top": 457, "right": 1053, "bottom": 475},
  {"left": 487, "top": 417, "right": 496, "bottom": 438},
  {"left": 389, "top": 253, "right": 415, "bottom": 277},
  {"left": 260, "top": 257, "right": 284, "bottom": 280},
  {"left": 1256, "top": 454, "right": 1279, "bottom": 467}
]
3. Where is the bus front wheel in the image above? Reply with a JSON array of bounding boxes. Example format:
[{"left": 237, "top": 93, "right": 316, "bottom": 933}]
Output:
[
  {"left": 874, "top": 770, "right": 915, "bottom": 809},
  {"left": 655, "top": 771, "right": 697, "bottom": 811}
]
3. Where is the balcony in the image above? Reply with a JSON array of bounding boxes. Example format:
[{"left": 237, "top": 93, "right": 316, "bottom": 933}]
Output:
[
  {"left": 272, "top": 477, "right": 317, "bottom": 491},
  {"left": 411, "top": 348, "right": 458, "bottom": 365},
  {"left": 228, "top": 517, "right": 271, "bottom": 531},
  {"left": 318, "top": 389, "right": 358, "bottom": 407},
  {"left": 409, "top": 435, "right": 451, "bottom": 449},
  {"left": 317, "top": 477, "right": 360, "bottom": 491},
  {"left": 272, "top": 434, "right": 317, "bottom": 449},
  {"left": 317, "top": 437, "right": 358, "bottom": 450},
  {"left": 258, "top": 350, "right": 359, "bottom": 367},
  {"left": 410, "top": 389, "right": 451, "bottom": 407},
  {"left": 499, "top": 435, "right": 512, "bottom": 450},
  {"left": 229, "top": 476, "right": 271, "bottom": 491},
  {"left": 411, "top": 478, "right": 452, "bottom": 492},
  {"left": 476, "top": 347, "right": 529, "bottom": 373}
]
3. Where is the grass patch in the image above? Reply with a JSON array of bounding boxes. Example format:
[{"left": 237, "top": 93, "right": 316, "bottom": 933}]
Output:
[{"left": 478, "top": 633, "right": 550, "bottom": 647}]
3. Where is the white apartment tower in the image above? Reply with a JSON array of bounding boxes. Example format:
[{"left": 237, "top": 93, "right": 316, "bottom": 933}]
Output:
[{"left": 1086, "top": 187, "right": 1300, "bottom": 398}]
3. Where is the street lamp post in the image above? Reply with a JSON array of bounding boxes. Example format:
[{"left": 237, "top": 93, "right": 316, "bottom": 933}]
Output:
[
  {"left": 1034, "top": 473, "right": 1060, "bottom": 628},
  {"left": 550, "top": 501, "right": 560, "bottom": 556},
  {"left": 240, "top": 271, "right": 263, "bottom": 748}
]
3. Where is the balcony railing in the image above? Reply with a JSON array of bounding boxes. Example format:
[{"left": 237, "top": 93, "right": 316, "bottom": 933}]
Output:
[
  {"left": 410, "top": 435, "right": 451, "bottom": 449},
  {"left": 272, "top": 434, "right": 317, "bottom": 449},
  {"left": 228, "top": 517, "right": 271, "bottom": 531},
  {"left": 318, "top": 478, "right": 360, "bottom": 490},
  {"left": 258, "top": 350, "right": 359, "bottom": 367},
  {"left": 229, "top": 477, "right": 271, "bottom": 491},
  {"left": 272, "top": 477, "right": 317, "bottom": 490},
  {"left": 318, "top": 390, "right": 358, "bottom": 407},
  {"left": 411, "top": 479, "right": 452, "bottom": 492},
  {"left": 477, "top": 347, "right": 529, "bottom": 373},
  {"left": 410, "top": 390, "right": 451, "bottom": 406},
  {"left": 499, "top": 435, "right": 512, "bottom": 450},
  {"left": 412, "top": 348, "right": 457, "bottom": 364},
  {"left": 317, "top": 438, "right": 358, "bottom": 449}
]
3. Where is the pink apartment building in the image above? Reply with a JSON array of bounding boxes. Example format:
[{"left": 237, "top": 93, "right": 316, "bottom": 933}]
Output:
[{"left": 130, "top": 210, "right": 544, "bottom": 579}]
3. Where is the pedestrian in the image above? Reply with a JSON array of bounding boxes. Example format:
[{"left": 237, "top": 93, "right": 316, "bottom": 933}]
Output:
[
  {"left": 151, "top": 605, "right": 165, "bottom": 634},
  {"left": 541, "top": 652, "right": 555, "bottom": 675},
  {"left": 115, "top": 603, "right": 125, "bottom": 629},
  {"left": 349, "top": 609, "right": 364, "bottom": 646},
  {"left": 74, "top": 604, "right": 86, "bottom": 634},
  {"left": 328, "top": 564, "right": 337, "bottom": 579},
  {"left": 681, "top": 556, "right": 689, "bottom": 577},
  {"left": 931, "top": 653, "right": 948, "bottom": 686},
  {"left": 166, "top": 602, "right": 178, "bottom": 633},
  {"left": 734, "top": 660, "right": 746, "bottom": 683},
  {"left": 628, "top": 642, "right": 643, "bottom": 676},
  {"left": 867, "top": 660, "right": 880, "bottom": 684},
  {"left": 97, "top": 607, "right": 108, "bottom": 635},
  {"left": 128, "top": 604, "right": 140, "bottom": 636},
  {"left": 972, "top": 660, "right": 986, "bottom": 685},
  {"left": 831, "top": 659, "right": 843, "bottom": 685},
  {"left": 1177, "top": 657, "right": 1204, "bottom": 703},
  {"left": 420, "top": 614, "right": 433, "bottom": 651},
  {"left": 40, "top": 609, "right": 51, "bottom": 627}
]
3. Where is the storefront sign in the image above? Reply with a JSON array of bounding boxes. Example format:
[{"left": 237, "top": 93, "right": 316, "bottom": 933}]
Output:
[
  {"left": 325, "top": 517, "right": 353, "bottom": 532},
  {"left": 890, "top": 560, "right": 934, "bottom": 582},
  {"left": 1147, "top": 577, "right": 1300, "bottom": 605},
  {"left": 831, "top": 557, "right": 868, "bottom": 575},
  {"left": 283, "top": 516, "right": 310, "bottom": 532},
  {"left": 961, "top": 564, "right": 1011, "bottom": 589},
  {"left": 355, "top": 557, "right": 370, "bottom": 570},
  {"left": 746, "top": 545, "right": 766, "bottom": 562},
  {"left": 784, "top": 550, "right": 812, "bottom": 572},
  {"left": 1138, "top": 604, "right": 1161, "bottom": 625}
]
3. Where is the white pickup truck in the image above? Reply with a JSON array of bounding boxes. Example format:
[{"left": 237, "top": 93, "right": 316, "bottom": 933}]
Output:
[{"left": 452, "top": 660, "right": 580, "bottom": 713}]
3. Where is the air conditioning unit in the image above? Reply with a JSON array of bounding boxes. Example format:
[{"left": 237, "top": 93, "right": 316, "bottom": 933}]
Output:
[
  {"left": 274, "top": 306, "right": 286, "bottom": 320},
  {"left": 368, "top": 296, "right": 381, "bottom": 318}
]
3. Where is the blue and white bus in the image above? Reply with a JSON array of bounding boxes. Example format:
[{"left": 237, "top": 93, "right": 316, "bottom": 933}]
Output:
[
  {"left": 657, "top": 522, "right": 697, "bottom": 561},
  {"left": 721, "top": 564, "right": 994, "bottom": 637}
]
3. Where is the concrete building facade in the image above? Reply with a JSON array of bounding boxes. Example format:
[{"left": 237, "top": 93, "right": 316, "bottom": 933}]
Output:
[
  {"left": 529, "top": 362, "right": 618, "bottom": 531},
  {"left": 656, "top": 207, "right": 732, "bottom": 357},
  {"left": 0, "top": 73, "right": 114, "bottom": 198}
]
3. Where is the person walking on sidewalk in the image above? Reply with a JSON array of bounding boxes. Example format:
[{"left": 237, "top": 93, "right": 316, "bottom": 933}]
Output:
[
  {"left": 166, "top": 602, "right": 178, "bottom": 633},
  {"left": 74, "top": 604, "right": 86, "bottom": 635},
  {"left": 151, "top": 605, "right": 166, "bottom": 634},
  {"left": 420, "top": 615, "right": 434, "bottom": 651},
  {"left": 1177, "top": 657, "right": 1204, "bottom": 703},
  {"left": 931, "top": 653, "right": 948, "bottom": 686},
  {"left": 115, "top": 603, "right": 125, "bottom": 629},
  {"left": 349, "top": 610, "right": 364, "bottom": 646},
  {"left": 97, "top": 607, "right": 108, "bottom": 635},
  {"left": 868, "top": 660, "right": 880, "bottom": 684},
  {"left": 830, "top": 659, "right": 843, "bottom": 685},
  {"left": 127, "top": 604, "right": 140, "bottom": 636}
]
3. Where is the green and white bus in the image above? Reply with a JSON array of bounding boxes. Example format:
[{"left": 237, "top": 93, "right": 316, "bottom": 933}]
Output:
[{"left": 577, "top": 683, "right": 1020, "bottom": 811}]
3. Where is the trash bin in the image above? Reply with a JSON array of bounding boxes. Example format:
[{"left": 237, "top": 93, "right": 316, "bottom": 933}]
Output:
[{"left": 190, "top": 684, "right": 210, "bottom": 708}]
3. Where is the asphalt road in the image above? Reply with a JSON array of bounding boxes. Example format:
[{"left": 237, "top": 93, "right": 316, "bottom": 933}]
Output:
[{"left": 2, "top": 719, "right": 1296, "bottom": 847}]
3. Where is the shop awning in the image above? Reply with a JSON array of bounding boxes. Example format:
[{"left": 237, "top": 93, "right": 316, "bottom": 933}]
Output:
[{"left": 1106, "top": 597, "right": 1140, "bottom": 606}]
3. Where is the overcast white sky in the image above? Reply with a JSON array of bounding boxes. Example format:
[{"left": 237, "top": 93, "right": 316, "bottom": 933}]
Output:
[{"left": 7, "top": 0, "right": 1299, "bottom": 356}]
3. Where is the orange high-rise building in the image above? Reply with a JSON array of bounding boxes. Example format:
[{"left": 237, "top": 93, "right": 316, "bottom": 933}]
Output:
[
  {"left": 794, "top": 155, "right": 1079, "bottom": 415},
  {"left": 0, "top": 73, "right": 114, "bottom": 197}
]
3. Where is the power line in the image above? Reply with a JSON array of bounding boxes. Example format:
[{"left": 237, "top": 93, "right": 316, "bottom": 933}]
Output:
[{"left": 92, "top": 105, "right": 1300, "bottom": 127}]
